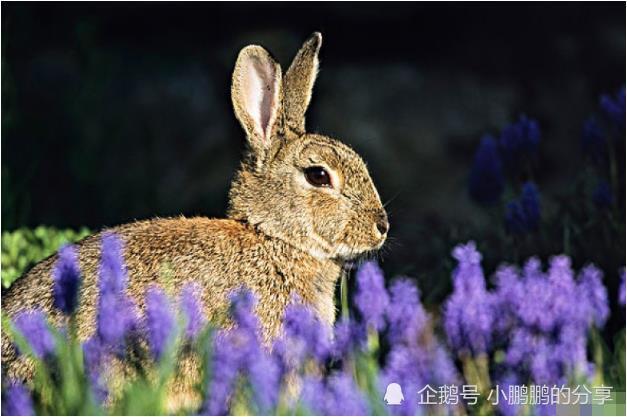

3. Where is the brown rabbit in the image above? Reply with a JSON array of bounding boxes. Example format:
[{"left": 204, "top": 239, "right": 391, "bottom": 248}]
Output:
[{"left": 2, "top": 32, "right": 388, "bottom": 383}]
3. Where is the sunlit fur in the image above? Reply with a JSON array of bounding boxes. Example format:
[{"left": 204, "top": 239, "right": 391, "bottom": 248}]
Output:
[{"left": 1, "top": 33, "right": 387, "bottom": 409}]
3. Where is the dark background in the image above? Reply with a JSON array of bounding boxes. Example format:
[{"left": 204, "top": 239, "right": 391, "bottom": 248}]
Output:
[{"left": 2, "top": 2, "right": 625, "bottom": 330}]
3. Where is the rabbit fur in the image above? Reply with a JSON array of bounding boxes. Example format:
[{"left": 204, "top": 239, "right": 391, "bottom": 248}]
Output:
[{"left": 1, "top": 33, "right": 388, "bottom": 393}]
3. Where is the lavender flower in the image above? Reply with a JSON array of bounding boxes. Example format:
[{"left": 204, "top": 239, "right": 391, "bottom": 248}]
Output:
[
  {"left": 325, "top": 372, "right": 369, "bottom": 415},
  {"left": 1, "top": 382, "right": 34, "bottom": 416},
  {"left": 180, "top": 283, "right": 206, "bottom": 340},
  {"left": 619, "top": 269, "right": 626, "bottom": 306},
  {"left": 248, "top": 350, "right": 281, "bottom": 413},
  {"left": 300, "top": 372, "right": 369, "bottom": 415},
  {"left": 578, "top": 265, "right": 609, "bottom": 327},
  {"left": 82, "top": 337, "right": 109, "bottom": 403},
  {"left": 600, "top": 87, "right": 626, "bottom": 129},
  {"left": 469, "top": 134, "right": 504, "bottom": 204},
  {"left": 499, "top": 114, "right": 541, "bottom": 161},
  {"left": 52, "top": 244, "right": 82, "bottom": 315},
  {"left": 202, "top": 289, "right": 272, "bottom": 415},
  {"left": 443, "top": 242, "right": 494, "bottom": 355},
  {"left": 332, "top": 318, "right": 366, "bottom": 359},
  {"left": 145, "top": 286, "right": 176, "bottom": 361},
  {"left": 505, "top": 181, "right": 541, "bottom": 235},
  {"left": 381, "top": 345, "right": 426, "bottom": 416},
  {"left": 383, "top": 272, "right": 458, "bottom": 415},
  {"left": 495, "top": 373, "right": 520, "bottom": 416},
  {"left": 354, "top": 261, "right": 389, "bottom": 332},
  {"left": 96, "top": 234, "right": 137, "bottom": 346},
  {"left": 203, "top": 333, "right": 241, "bottom": 415},
  {"left": 282, "top": 301, "right": 331, "bottom": 364},
  {"left": 490, "top": 254, "right": 609, "bottom": 387},
  {"left": 98, "top": 233, "right": 128, "bottom": 296},
  {"left": 13, "top": 310, "right": 55, "bottom": 359},
  {"left": 97, "top": 291, "right": 138, "bottom": 347},
  {"left": 581, "top": 117, "right": 606, "bottom": 163},
  {"left": 300, "top": 376, "right": 328, "bottom": 414},
  {"left": 229, "top": 288, "right": 259, "bottom": 332},
  {"left": 386, "top": 279, "right": 427, "bottom": 345},
  {"left": 204, "top": 290, "right": 283, "bottom": 415}
]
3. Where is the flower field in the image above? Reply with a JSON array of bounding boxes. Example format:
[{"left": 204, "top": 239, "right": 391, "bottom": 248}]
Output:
[{"left": 1, "top": 233, "right": 625, "bottom": 415}]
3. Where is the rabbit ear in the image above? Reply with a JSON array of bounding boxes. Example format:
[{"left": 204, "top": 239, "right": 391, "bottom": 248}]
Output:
[
  {"left": 232, "top": 45, "right": 283, "bottom": 164},
  {"left": 283, "top": 32, "right": 322, "bottom": 135}
]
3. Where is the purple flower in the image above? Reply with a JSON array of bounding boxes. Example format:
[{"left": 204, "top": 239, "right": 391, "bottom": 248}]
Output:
[
  {"left": 600, "top": 87, "right": 625, "bottom": 129},
  {"left": 581, "top": 117, "right": 606, "bottom": 163},
  {"left": 619, "top": 269, "right": 626, "bottom": 306},
  {"left": 98, "top": 233, "right": 128, "bottom": 296},
  {"left": 354, "top": 261, "right": 389, "bottom": 332},
  {"left": 203, "top": 289, "right": 267, "bottom": 415},
  {"left": 203, "top": 333, "right": 242, "bottom": 415},
  {"left": 444, "top": 242, "right": 494, "bottom": 355},
  {"left": 381, "top": 346, "right": 426, "bottom": 416},
  {"left": 492, "top": 255, "right": 610, "bottom": 386},
  {"left": 384, "top": 275, "right": 458, "bottom": 415},
  {"left": 325, "top": 372, "right": 369, "bottom": 415},
  {"left": 332, "top": 318, "right": 366, "bottom": 359},
  {"left": 97, "top": 290, "right": 138, "bottom": 347},
  {"left": 505, "top": 182, "right": 541, "bottom": 235},
  {"left": 248, "top": 350, "right": 281, "bottom": 413},
  {"left": 499, "top": 114, "right": 541, "bottom": 162},
  {"left": 229, "top": 288, "right": 259, "bottom": 332},
  {"left": 281, "top": 301, "right": 331, "bottom": 364},
  {"left": 495, "top": 373, "right": 520, "bottom": 416},
  {"left": 300, "top": 372, "right": 369, "bottom": 415},
  {"left": 469, "top": 134, "right": 504, "bottom": 205},
  {"left": 83, "top": 337, "right": 109, "bottom": 403},
  {"left": 529, "top": 338, "right": 560, "bottom": 385},
  {"left": 578, "top": 265, "right": 609, "bottom": 328},
  {"left": 96, "top": 233, "right": 137, "bottom": 347},
  {"left": 180, "top": 283, "right": 206, "bottom": 340},
  {"left": 386, "top": 279, "right": 427, "bottom": 345},
  {"left": 52, "top": 244, "right": 82, "bottom": 315},
  {"left": 145, "top": 286, "right": 176, "bottom": 361},
  {"left": 13, "top": 310, "right": 55, "bottom": 359},
  {"left": 1, "top": 382, "right": 34, "bottom": 416},
  {"left": 300, "top": 376, "right": 328, "bottom": 414},
  {"left": 520, "top": 182, "right": 540, "bottom": 228}
]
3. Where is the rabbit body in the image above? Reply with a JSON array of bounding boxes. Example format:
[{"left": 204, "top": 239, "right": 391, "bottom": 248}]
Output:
[{"left": 2, "top": 33, "right": 388, "bottom": 392}]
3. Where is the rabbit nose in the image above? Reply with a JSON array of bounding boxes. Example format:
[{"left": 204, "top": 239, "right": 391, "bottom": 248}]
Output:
[{"left": 375, "top": 212, "right": 389, "bottom": 236}]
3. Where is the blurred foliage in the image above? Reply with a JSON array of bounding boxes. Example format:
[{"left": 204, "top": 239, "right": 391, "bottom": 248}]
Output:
[{"left": 1, "top": 227, "right": 91, "bottom": 288}]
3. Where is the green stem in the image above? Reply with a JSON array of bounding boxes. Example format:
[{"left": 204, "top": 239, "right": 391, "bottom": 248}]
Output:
[{"left": 341, "top": 270, "right": 349, "bottom": 319}]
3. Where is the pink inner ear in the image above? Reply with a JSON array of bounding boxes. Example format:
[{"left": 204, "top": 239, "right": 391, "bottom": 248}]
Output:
[{"left": 244, "top": 57, "right": 278, "bottom": 145}]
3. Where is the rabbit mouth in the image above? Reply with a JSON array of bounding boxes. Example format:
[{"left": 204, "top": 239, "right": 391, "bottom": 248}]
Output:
[{"left": 332, "top": 241, "right": 384, "bottom": 260}]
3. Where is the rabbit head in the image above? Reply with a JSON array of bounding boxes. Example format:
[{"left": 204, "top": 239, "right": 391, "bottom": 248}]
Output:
[{"left": 228, "top": 33, "right": 388, "bottom": 260}]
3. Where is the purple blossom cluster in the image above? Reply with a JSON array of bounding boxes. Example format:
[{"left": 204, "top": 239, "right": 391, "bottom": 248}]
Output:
[
  {"left": 581, "top": 87, "right": 625, "bottom": 208},
  {"left": 357, "top": 261, "right": 460, "bottom": 416},
  {"left": 3, "top": 234, "right": 619, "bottom": 416},
  {"left": 600, "top": 87, "right": 626, "bottom": 129},
  {"left": 468, "top": 135, "right": 504, "bottom": 205},
  {"left": 504, "top": 181, "right": 541, "bottom": 235},
  {"left": 499, "top": 114, "right": 541, "bottom": 164},
  {"left": 443, "top": 242, "right": 495, "bottom": 356},
  {"left": 1, "top": 382, "right": 34, "bottom": 416},
  {"left": 468, "top": 116, "right": 544, "bottom": 236},
  {"left": 469, "top": 115, "right": 542, "bottom": 206},
  {"left": 444, "top": 241, "right": 611, "bottom": 390}
]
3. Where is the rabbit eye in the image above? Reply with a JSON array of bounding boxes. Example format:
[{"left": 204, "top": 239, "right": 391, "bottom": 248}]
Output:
[{"left": 304, "top": 166, "right": 332, "bottom": 188}]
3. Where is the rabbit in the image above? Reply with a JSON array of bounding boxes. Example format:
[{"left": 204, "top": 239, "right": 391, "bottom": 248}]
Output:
[{"left": 2, "top": 32, "right": 389, "bottom": 390}]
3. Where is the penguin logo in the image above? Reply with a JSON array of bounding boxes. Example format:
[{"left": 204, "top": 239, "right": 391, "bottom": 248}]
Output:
[{"left": 384, "top": 383, "right": 404, "bottom": 405}]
